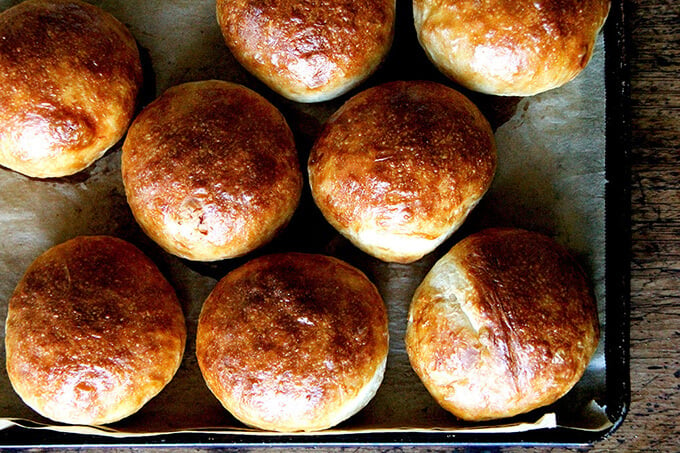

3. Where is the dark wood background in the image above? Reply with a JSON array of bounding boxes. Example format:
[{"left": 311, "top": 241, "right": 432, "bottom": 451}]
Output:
[
  {"left": 12, "top": 0, "right": 679, "bottom": 451},
  {"left": 590, "top": 0, "right": 679, "bottom": 450}
]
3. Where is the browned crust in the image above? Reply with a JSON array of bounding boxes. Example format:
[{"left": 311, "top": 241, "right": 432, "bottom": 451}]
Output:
[
  {"left": 5, "top": 236, "right": 186, "bottom": 425},
  {"left": 216, "top": 0, "right": 395, "bottom": 102},
  {"left": 0, "top": 0, "right": 142, "bottom": 177},
  {"left": 308, "top": 80, "right": 496, "bottom": 262},
  {"left": 122, "top": 80, "right": 302, "bottom": 261},
  {"left": 406, "top": 228, "right": 600, "bottom": 421},
  {"left": 196, "top": 253, "right": 388, "bottom": 431},
  {"left": 414, "top": 0, "right": 611, "bottom": 95}
]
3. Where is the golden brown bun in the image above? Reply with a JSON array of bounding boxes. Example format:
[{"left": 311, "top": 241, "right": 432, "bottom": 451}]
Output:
[
  {"left": 196, "top": 253, "right": 388, "bottom": 432},
  {"left": 308, "top": 80, "right": 496, "bottom": 264},
  {"left": 122, "top": 80, "right": 302, "bottom": 262},
  {"left": 414, "top": 0, "right": 610, "bottom": 96},
  {"left": 405, "top": 228, "right": 600, "bottom": 421},
  {"left": 0, "top": 0, "right": 142, "bottom": 178},
  {"left": 5, "top": 236, "right": 186, "bottom": 426},
  {"left": 216, "top": 0, "right": 395, "bottom": 102}
]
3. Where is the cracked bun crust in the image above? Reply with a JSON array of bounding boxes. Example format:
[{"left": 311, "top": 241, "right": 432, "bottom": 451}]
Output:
[
  {"left": 122, "top": 80, "right": 302, "bottom": 262},
  {"left": 308, "top": 80, "right": 496, "bottom": 264},
  {"left": 406, "top": 228, "right": 600, "bottom": 421},
  {"left": 5, "top": 236, "right": 186, "bottom": 426},
  {"left": 196, "top": 253, "right": 389, "bottom": 432},
  {"left": 414, "top": 0, "right": 610, "bottom": 96},
  {"left": 0, "top": 0, "right": 142, "bottom": 178},
  {"left": 216, "top": 0, "right": 395, "bottom": 102}
]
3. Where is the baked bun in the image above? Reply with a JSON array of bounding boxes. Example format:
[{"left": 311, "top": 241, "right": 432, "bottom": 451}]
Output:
[
  {"left": 196, "top": 253, "right": 388, "bottom": 432},
  {"left": 0, "top": 0, "right": 142, "bottom": 178},
  {"left": 414, "top": 0, "right": 610, "bottom": 96},
  {"left": 308, "top": 80, "right": 496, "bottom": 264},
  {"left": 216, "top": 0, "right": 395, "bottom": 102},
  {"left": 122, "top": 80, "right": 302, "bottom": 262},
  {"left": 5, "top": 236, "right": 186, "bottom": 425},
  {"left": 405, "top": 228, "right": 600, "bottom": 421}
]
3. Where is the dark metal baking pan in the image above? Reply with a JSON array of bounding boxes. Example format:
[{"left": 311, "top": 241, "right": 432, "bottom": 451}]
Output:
[{"left": 0, "top": 0, "right": 630, "bottom": 447}]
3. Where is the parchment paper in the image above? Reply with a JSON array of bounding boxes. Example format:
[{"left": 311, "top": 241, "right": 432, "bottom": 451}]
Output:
[{"left": 0, "top": 0, "right": 613, "bottom": 439}]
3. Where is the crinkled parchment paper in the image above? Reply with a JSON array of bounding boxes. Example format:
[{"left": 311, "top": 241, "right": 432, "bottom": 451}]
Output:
[{"left": 0, "top": 0, "right": 613, "bottom": 439}]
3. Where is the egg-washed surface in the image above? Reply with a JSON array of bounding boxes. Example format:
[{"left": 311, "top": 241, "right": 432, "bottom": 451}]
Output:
[
  {"left": 122, "top": 80, "right": 302, "bottom": 262},
  {"left": 414, "top": 0, "right": 610, "bottom": 96},
  {"left": 5, "top": 236, "right": 186, "bottom": 426},
  {"left": 216, "top": 0, "right": 395, "bottom": 102},
  {"left": 308, "top": 80, "right": 496, "bottom": 263},
  {"left": 406, "top": 228, "right": 600, "bottom": 421},
  {"left": 0, "top": 0, "right": 142, "bottom": 178},
  {"left": 196, "top": 253, "right": 388, "bottom": 432}
]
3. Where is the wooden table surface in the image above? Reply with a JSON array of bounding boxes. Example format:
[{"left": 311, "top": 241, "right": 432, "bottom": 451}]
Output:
[
  {"left": 592, "top": 0, "right": 680, "bottom": 450},
  {"left": 13, "top": 0, "right": 679, "bottom": 451}
]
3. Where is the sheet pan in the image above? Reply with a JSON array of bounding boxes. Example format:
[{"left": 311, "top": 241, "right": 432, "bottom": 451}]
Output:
[{"left": 0, "top": 0, "right": 630, "bottom": 447}]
